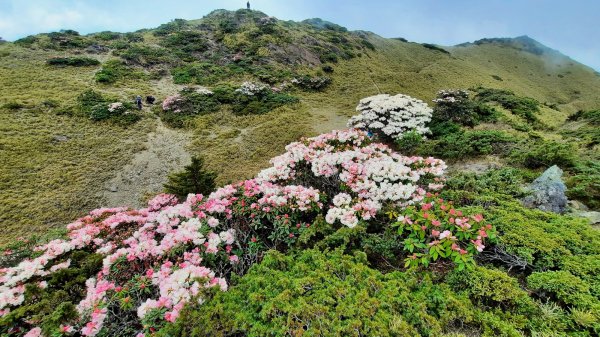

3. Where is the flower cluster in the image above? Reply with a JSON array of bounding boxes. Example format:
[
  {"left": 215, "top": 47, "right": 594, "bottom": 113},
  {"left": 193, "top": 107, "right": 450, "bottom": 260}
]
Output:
[
  {"left": 195, "top": 87, "right": 213, "bottom": 95},
  {"left": 162, "top": 94, "right": 183, "bottom": 112},
  {"left": 258, "top": 129, "right": 446, "bottom": 228},
  {"left": 347, "top": 94, "right": 432, "bottom": 140},
  {"left": 432, "top": 89, "right": 469, "bottom": 104},
  {"left": 3, "top": 101, "right": 495, "bottom": 335},
  {"left": 291, "top": 76, "right": 332, "bottom": 91},
  {"left": 390, "top": 197, "right": 497, "bottom": 270},
  {"left": 107, "top": 102, "right": 125, "bottom": 113},
  {"left": 235, "top": 81, "right": 270, "bottom": 96},
  {"left": 1, "top": 178, "right": 322, "bottom": 336}
]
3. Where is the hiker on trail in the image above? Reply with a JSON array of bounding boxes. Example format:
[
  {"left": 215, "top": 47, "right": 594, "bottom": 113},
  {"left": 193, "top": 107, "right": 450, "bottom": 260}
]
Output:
[
  {"left": 135, "top": 95, "right": 142, "bottom": 110},
  {"left": 247, "top": 1, "right": 250, "bottom": 9}
]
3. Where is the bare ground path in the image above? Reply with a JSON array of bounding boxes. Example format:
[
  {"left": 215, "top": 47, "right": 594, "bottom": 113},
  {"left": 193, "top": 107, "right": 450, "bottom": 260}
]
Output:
[{"left": 102, "top": 118, "right": 191, "bottom": 208}]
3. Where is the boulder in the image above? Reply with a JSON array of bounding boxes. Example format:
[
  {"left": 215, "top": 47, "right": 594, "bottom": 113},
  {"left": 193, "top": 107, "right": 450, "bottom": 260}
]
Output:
[
  {"left": 522, "top": 165, "right": 568, "bottom": 214},
  {"left": 572, "top": 211, "right": 600, "bottom": 225}
]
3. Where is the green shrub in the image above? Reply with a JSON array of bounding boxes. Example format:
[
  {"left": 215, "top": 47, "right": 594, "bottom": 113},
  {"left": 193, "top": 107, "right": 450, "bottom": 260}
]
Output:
[
  {"left": 528, "top": 271, "right": 595, "bottom": 308},
  {"left": 172, "top": 63, "right": 230, "bottom": 85},
  {"left": 153, "top": 18, "right": 188, "bottom": 36},
  {"left": 448, "top": 266, "right": 538, "bottom": 313},
  {"left": 46, "top": 57, "right": 100, "bottom": 67},
  {"left": 89, "top": 102, "right": 141, "bottom": 126},
  {"left": 420, "top": 130, "right": 515, "bottom": 159},
  {"left": 93, "top": 31, "right": 122, "bottom": 41},
  {"left": 161, "top": 31, "right": 208, "bottom": 53},
  {"left": 77, "top": 89, "right": 105, "bottom": 113},
  {"left": 395, "top": 131, "right": 423, "bottom": 155},
  {"left": 485, "top": 200, "right": 600, "bottom": 271},
  {"left": 2, "top": 101, "right": 26, "bottom": 110},
  {"left": 119, "top": 45, "right": 171, "bottom": 66},
  {"left": 511, "top": 139, "right": 577, "bottom": 169},
  {"left": 566, "top": 161, "right": 600, "bottom": 209},
  {"left": 443, "top": 167, "right": 531, "bottom": 202},
  {"left": 46, "top": 30, "right": 91, "bottom": 49},
  {"left": 292, "top": 75, "right": 332, "bottom": 91},
  {"left": 14, "top": 35, "right": 38, "bottom": 47},
  {"left": 157, "top": 249, "right": 475, "bottom": 337},
  {"left": 164, "top": 156, "right": 217, "bottom": 199},
  {"left": 474, "top": 87, "right": 540, "bottom": 124},
  {"left": 432, "top": 89, "right": 499, "bottom": 127},
  {"left": 95, "top": 60, "right": 145, "bottom": 84},
  {"left": 124, "top": 32, "right": 144, "bottom": 42}
]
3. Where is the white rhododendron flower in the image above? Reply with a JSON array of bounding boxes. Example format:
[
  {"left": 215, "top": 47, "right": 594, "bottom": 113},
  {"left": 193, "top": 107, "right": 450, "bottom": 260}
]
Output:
[{"left": 347, "top": 94, "right": 432, "bottom": 140}]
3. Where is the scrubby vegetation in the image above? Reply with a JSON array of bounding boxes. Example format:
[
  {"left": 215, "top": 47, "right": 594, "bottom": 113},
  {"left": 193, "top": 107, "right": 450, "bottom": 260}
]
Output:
[
  {"left": 46, "top": 57, "right": 100, "bottom": 67},
  {"left": 160, "top": 82, "right": 299, "bottom": 127}
]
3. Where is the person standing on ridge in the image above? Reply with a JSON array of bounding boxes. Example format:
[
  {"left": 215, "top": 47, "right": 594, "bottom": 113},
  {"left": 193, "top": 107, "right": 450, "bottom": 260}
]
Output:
[{"left": 247, "top": 1, "right": 250, "bottom": 10}]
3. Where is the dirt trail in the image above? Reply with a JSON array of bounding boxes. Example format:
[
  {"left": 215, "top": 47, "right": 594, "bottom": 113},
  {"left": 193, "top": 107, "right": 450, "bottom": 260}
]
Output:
[{"left": 102, "top": 119, "right": 191, "bottom": 208}]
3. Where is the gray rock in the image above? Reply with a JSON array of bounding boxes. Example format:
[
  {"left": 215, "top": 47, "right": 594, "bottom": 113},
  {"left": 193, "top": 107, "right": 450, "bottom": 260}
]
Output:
[
  {"left": 569, "top": 200, "right": 589, "bottom": 211},
  {"left": 522, "top": 165, "right": 568, "bottom": 214},
  {"left": 574, "top": 211, "right": 600, "bottom": 225},
  {"left": 52, "top": 135, "right": 69, "bottom": 142},
  {"left": 109, "top": 185, "right": 118, "bottom": 192}
]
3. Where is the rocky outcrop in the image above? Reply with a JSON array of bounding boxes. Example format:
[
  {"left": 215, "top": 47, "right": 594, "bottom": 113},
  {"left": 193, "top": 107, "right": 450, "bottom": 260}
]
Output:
[{"left": 522, "top": 165, "right": 568, "bottom": 214}]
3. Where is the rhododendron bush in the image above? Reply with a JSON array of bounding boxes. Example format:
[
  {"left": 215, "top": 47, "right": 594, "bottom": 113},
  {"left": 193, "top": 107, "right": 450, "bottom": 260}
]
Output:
[
  {"left": 347, "top": 94, "right": 433, "bottom": 141},
  {"left": 0, "top": 125, "right": 497, "bottom": 336}
]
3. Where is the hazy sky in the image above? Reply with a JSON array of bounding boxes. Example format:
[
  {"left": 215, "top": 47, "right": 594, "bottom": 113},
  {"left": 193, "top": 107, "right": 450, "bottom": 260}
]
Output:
[{"left": 0, "top": 0, "right": 598, "bottom": 70}]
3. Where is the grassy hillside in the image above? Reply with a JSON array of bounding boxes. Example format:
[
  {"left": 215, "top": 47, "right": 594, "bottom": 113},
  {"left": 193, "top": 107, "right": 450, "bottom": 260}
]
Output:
[{"left": 0, "top": 9, "right": 599, "bottom": 244}]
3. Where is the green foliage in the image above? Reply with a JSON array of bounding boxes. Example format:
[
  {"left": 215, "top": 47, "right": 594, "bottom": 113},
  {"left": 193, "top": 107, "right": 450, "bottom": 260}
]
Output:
[
  {"left": 567, "top": 109, "right": 600, "bottom": 125},
  {"left": 14, "top": 35, "right": 38, "bottom": 47},
  {"left": 389, "top": 197, "right": 497, "bottom": 270},
  {"left": 431, "top": 90, "right": 499, "bottom": 128},
  {"left": 76, "top": 89, "right": 105, "bottom": 113},
  {"left": 172, "top": 63, "right": 230, "bottom": 85},
  {"left": 232, "top": 91, "right": 300, "bottom": 115},
  {"left": 528, "top": 271, "right": 595, "bottom": 307},
  {"left": 442, "top": 167, "right": 531, "bottom": 203},
  {"left": 45, "top": 30, "right": 92, "bottom": 50},
  {"left": 448, "top": 266, "right": 538, "bottom": 312},
  {"left": 420, "top": 130, "right": 515, "bottom": 159},
  {"left": 157, "top": 249, "right": 475, "bottom": 337},
  {"left": 563, "top": 109, "right": 600, "bottom": 147},
  {"left": 92, "top": 31, "right": 122, "bottom": 41},
  {"left": 153, "top": 18, "right": 188, "bottom": 36},
  {"left": 164, "top": 156, "right": 217, "bottom": 199},
  {"left": 2, "top": 101, "right": 26, "bottom": 110},
  {"left": 119, "top": 45, "right": 171, "bottom": 66},
  {"left": 510, "top": 138, "right": 577, "bottom": 169},
  {"left": 566, "top": 161, "right": 600, "bottom": 209},
  {"left": 159, "top": 29, "right": 210, "bottom": 62},
  {"left": 395, "top": 131, "right": 424, "bottom": 155},
  {"left": 292, "top": 75, "right": 332, "bottom": 91},
  {"left": 95, "top": 60, "right": 145, "bottom": 84},
  {"left": 46, "top": 57, "right": 100, "bottom": 67},
  {"left": 474, "top": 87, "right": 541, "bottom": 124},
  {"left": 76, "top": 90, "right": 140, "bottom": 126}
]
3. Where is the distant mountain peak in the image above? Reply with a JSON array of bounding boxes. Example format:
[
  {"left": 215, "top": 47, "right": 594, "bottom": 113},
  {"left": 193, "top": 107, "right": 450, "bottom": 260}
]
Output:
[{"left": 456, "top": 35, "right": 561, "bottom": 56}]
